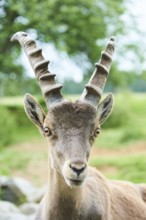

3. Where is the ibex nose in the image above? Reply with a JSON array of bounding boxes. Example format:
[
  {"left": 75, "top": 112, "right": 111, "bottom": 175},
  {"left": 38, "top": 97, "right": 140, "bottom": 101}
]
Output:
[{"left": 70, "top": 160, "right": 87, "bottom": 177}]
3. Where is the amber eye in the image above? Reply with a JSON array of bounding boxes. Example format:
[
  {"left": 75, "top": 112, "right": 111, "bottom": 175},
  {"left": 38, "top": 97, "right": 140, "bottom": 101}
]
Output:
[
  {"left": 94, "top": 128, "right": 100, "bottom": 137},
  {"left": 43, "top": 127, "right": 51, "bottom": 136}
]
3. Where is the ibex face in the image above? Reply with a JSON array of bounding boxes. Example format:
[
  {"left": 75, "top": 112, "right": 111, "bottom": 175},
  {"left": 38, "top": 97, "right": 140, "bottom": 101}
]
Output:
[
  {"left": 11, "top": 32, "right": 115, "bottom": 187},
  {"left": 44, "top": 101, "right": 97, "bottom": 187}
]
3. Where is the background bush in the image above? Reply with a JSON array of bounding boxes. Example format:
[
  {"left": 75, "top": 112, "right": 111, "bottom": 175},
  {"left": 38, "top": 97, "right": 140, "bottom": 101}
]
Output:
[
  {"left": 102, "top": 93, "right": 132, "bottom": 129},
  {"left": 0, "top": 93, "right": 146, "bottom": 149},
  {"left": 0, "top": 101, "right": 40, "bottom": 149},
  {"left": 0, "top": 107, "right": 16, "bottom": 149}
]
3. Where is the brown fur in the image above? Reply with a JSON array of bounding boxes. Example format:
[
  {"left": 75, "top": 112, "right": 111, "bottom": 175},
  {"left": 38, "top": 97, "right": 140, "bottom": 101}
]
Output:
[{"left": 24, "top": 97, "right": 146, "bottom": 220}]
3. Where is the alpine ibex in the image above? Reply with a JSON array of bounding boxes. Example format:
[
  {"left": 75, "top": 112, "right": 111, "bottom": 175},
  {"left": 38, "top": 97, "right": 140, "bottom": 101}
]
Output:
[{"left": 11, "top": 32, "right": 146, "bottom": 220}]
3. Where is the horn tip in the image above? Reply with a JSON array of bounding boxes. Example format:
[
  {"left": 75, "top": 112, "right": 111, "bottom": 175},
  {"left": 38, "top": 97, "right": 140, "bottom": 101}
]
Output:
[
  {"left": 110, "top": 36, "right": 116, "bottom": 42},
  {"left": 10, "top": 31, "right": 28, "bottom": 42}
]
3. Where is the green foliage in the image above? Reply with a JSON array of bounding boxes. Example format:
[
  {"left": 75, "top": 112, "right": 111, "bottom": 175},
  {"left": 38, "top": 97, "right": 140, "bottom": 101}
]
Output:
[
  {"left": 0, "top": 0, "right": 125, "bottom": 84},
  {"left": 0, "top": 102, "right": 39, "bottom": 149},
  {"left": 103, "top": 103, "right": 131, "bottom": 129},
  {"left": 1, "top": 0, "right": 145, "bottom": 97},
  {"left": 1, "top": 77, "right": 41, "bottom": 96},
  {"left": 0, "top": 107, "right": 16, "bottom": 148},
  {"left": 102, "top": 92, "right": 146, "bottom": 130},
  {"left": 63, "top": 79, "right": 85, "bottom": 94},
  {"left": 12, "top": 111, "right": 39, "bottom": 143},
  {"left": 102, "top": 93, "right": 132, "bottom": 129},
  {"left": 130, "top": 73, "right": 146, "bottom": 92},
  {"left": 106, "top": 66, "right": 135, "bottom": 91},
  {"left": 1, "top": 92, "right": 146, "bottom": 150}
]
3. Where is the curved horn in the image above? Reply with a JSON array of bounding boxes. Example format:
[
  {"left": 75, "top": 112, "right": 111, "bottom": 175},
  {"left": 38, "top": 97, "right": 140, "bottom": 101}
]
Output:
[
  {"left": 11, "top": 31, "right": 63, "bottom": 108},
  {"left": 80, "top": 36, "right": 116, "bottom": 106}
]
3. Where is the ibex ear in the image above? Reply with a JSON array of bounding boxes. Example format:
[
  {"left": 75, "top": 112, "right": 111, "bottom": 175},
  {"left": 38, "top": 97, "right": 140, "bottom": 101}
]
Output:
[
  {"left": 97, "top": 94, "right": 114, "bottom": 125},
  {"left": 24, "top": 93, "right": 46, "bottom": 134}
]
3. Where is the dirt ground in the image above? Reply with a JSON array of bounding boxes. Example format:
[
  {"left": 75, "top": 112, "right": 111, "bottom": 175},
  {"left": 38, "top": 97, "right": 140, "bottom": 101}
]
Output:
[{"left": 11, "top": 140, "right": 146, "bottom": 186}]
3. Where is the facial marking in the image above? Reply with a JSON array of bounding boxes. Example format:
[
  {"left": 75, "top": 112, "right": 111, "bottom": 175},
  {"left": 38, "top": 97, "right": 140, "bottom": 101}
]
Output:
[
  {"left": 27, "top": 99, "right": 36, "bottom": 109},
  {"left": 103, "top": 98, "right": 111, "bottom": 108}
]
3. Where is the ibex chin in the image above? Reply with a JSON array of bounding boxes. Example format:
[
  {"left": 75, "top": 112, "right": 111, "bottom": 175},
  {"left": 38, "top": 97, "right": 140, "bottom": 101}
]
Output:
[{"left": 11, "top": 32, "right": 146, "bottom": 220}]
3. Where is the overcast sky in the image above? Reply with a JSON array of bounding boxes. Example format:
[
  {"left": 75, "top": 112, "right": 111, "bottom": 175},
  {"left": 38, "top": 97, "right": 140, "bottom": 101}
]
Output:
[{"left": 131, "top": 0, "right": 146, "bottom": 30}]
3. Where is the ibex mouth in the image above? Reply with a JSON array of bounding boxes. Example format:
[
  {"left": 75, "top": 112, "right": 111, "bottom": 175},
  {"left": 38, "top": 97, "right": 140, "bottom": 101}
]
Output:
[{"left": 66, "top": 178, "right": 84, "bottom": 187}]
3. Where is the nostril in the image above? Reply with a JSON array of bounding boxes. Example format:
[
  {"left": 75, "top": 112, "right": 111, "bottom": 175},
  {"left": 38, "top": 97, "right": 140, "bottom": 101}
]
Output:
[{"left": 70, "top": 164, "right": 86, "bottom": 177}]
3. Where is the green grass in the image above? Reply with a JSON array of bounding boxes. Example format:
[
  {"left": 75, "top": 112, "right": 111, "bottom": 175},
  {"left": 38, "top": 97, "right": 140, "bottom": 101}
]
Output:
[
  {"left": 13, "top": 126, "right": 39, "bottom": 144},
  {"left": 1, "top": 92, "right": 146, "bottom": 149},
  {"left": 1, "top": 92, "right": 146, "bottom": 150},
  {"left": 0, "top": 149, "right": 31, "bottom": 175},
  {"left": 0, "top": 92, "right": 146, "bottom": 183},
  {"left": 94, "top": 129, "right": 124, "bottom": 149},
  {"left": 90, "top": 154, "right": 146, "bottom": 183},
  {"left": 0, "top": 141, "right": 47, "bottom": 176},
  {"left": 94, "top": 92, "right": 146, "bottom": 149},
  {"left": 94, "top": 127, "right": 146, "bottom": 149},
  {"left": 0, "top": 96, "right": 24, "bottom": 106}
]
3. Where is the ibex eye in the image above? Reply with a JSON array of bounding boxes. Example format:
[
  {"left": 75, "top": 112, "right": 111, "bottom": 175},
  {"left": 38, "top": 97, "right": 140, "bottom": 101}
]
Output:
[
  {"left": 43, "top": 127, "right": 51, "bottom": 136},
  {"left": 94, "top": 128, "right": 100, "bottom": 136}
]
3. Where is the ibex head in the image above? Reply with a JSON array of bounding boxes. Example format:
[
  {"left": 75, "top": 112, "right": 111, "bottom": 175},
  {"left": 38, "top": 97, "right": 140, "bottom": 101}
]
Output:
[{"left": 11, "top": 32, "right": 115, "bottom": 187}]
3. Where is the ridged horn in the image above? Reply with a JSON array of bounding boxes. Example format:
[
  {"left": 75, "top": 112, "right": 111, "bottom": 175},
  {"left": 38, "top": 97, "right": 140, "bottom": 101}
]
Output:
[
  {"left": 11, "top": 31, "right": 63, "bottom": 108},
  {"left": 80, "top": 36, "right": 116, "bottom": 106}
]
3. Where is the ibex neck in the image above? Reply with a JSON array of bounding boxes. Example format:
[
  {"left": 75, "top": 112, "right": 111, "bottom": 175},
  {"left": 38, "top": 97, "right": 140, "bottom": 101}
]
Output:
[
  {"left": 46, "top": 158, "right": 83, "bottom": 219},
  {"left": 48, "top": 162, "right": 82, "bottom": 197}
]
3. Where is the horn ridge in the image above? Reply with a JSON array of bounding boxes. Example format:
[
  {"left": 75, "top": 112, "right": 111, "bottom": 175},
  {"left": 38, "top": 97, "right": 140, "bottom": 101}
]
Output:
[
  {"left": 79, "top": 36, "right": 116, "bottom": 106},
  {"left": 11, "top": 31, "right": 63, "bottom": 107},
  {"left": 39, "top": 73, "right": 56, "bottom": 82},
  {"left": 95, "top": 63, "right": 109, "bottom": 76},
  {"left": 34, "top": 60, "right": 50, "bottom": 78}
]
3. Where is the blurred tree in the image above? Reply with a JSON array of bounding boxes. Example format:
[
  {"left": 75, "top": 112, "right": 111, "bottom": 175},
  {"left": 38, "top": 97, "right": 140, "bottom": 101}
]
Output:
[{"left": 0, "top": 0, "right": 125, "bottom": 82}]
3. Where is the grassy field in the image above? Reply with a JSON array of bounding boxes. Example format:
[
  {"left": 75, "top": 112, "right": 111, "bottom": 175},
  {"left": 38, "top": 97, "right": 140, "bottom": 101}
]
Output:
[{"left": 0, "top": 92, "right": 146, "bottom": 185}]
